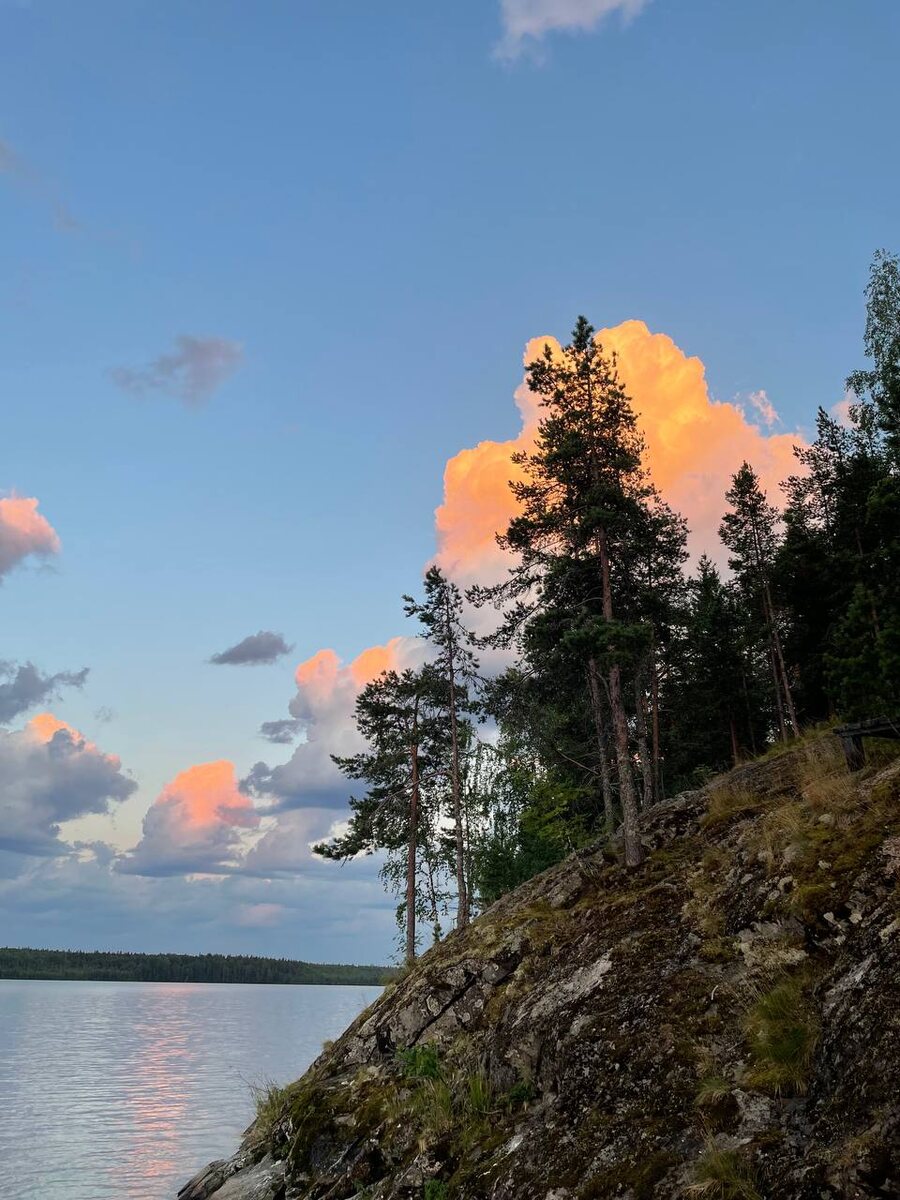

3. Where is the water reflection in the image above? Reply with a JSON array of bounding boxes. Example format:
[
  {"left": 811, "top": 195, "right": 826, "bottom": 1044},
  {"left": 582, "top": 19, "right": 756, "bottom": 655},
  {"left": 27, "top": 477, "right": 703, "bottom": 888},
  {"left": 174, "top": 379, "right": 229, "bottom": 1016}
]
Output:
[{"left": 0, "top": 981, "right": 376, "bottom": 1200}]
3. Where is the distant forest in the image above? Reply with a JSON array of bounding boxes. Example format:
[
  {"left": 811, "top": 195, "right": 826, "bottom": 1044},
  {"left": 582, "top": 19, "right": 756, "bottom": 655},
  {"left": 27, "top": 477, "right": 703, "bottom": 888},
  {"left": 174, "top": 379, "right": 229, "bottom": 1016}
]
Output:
[{"left": 0, "top": 947, "right": 393, "bottom": 986}]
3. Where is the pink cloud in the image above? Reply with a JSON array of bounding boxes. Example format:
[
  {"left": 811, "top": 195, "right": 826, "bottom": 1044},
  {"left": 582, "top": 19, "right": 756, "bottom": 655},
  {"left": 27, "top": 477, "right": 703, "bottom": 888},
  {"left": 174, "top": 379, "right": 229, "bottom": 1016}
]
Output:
[
  {"left": 118, "top": 761, "right": 259, "bottom": 876},
  {"left": 0, "top": 496, "right": 60, "bottom": 582}
]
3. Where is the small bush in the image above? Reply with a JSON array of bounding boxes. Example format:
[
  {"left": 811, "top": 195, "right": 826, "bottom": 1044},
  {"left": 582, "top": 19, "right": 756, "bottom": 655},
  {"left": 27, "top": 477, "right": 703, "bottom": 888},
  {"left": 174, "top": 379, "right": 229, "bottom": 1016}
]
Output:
[
  {"left": 686, "top": 1144, "right": 761, "bottom": 1199},
  {"left": 425, "top": 1182, "right": 449, "bottom": 1200},
  {"left": 743, "top": 976, "right": 819, "bottom": 1095},
  {"left": 398, "top": 1043, "right": 442, "bottom": 1080},
  {"left": 505, "top": 1079, "right": 535, "bottom": 1108}
]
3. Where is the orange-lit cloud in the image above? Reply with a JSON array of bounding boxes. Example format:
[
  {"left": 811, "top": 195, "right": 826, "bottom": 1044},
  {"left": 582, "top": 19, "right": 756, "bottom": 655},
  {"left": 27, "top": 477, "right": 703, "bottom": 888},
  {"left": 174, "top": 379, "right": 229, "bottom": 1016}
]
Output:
[
  {"left": 27, "top": 712, "right": 93, "bottom": 748},
  {"left": 0, "top": 495, "right": 60, "bottom": 581},
  {"left": 119, "top": 760, "right": 258, "bottom": 876},
  {"left": 156, "top": 761, "right": 258, "bottom": 829},
  {"left": 244, "top": 637, "right": 427, "bottom": 807},
  {"left": 435, "top": 319, "right": 803, "bottom": 580},
  {"left": 247, "top": 321, "right": 807, "bottom": 834}
]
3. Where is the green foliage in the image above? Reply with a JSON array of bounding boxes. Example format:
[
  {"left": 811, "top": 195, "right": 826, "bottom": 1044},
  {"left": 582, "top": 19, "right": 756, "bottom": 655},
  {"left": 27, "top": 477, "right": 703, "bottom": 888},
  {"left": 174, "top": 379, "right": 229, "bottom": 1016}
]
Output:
[
  {"left": 505, "top": 1079, "right": 535, "bottom": 1108},
  {"left": 397, "top": 1043, "right": 442, "bottom": 1080},
  {"left": 313, "top": 248, "right": 900, "bottom": 923},
  {"left": 424, "top": 1183, "right": 449, "bottom": 1200},
  {"left": 743, "top": 976, "right": 819, "bottom": 1095}
]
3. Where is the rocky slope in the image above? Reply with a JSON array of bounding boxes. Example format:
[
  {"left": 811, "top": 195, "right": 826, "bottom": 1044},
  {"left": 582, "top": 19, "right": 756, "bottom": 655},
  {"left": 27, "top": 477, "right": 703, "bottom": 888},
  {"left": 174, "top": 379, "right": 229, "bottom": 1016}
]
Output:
[{"left": 177, "top": 736, "right": 900, "bottom": 1199}]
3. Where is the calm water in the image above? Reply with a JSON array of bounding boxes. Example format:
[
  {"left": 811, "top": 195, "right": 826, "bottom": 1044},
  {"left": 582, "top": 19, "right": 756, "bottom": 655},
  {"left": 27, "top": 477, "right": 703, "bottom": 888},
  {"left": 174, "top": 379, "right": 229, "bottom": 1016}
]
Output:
[{"left": 0, "top": 979, "right": 378, "bottom": 1200}]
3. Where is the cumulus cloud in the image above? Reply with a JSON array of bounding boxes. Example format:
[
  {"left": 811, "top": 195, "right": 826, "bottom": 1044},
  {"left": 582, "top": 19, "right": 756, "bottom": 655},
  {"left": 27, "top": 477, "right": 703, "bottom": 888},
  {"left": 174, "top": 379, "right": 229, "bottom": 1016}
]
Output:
[
  {"left": 110, "top": 335, "right": 243, "bottom": 407},
  {"left": 0, "top": 661, "right": 89, "bottom": 724},
  {"left": 497, "top": 0, "right": 651, "bottom": 57},
  {"left": 247, "top": 320, "right": 804, "bottom": 822},
  {"left": 435, "top": 319, "right": 803, "bottom": 582},
  {"left": 0, "top": 495, "right": 60, "bottom": 581},
  {"left": 243, "top": 638, "right": 428, "bottom": 809},
  {"left": 0, "top": 714, "right": 136, "bottom": 857},
  {"left": 118, "top": 760, "right": 259, "bottom": 877},
  {"left": 209, "top": 630, "right": 293, "bottom": 667}
]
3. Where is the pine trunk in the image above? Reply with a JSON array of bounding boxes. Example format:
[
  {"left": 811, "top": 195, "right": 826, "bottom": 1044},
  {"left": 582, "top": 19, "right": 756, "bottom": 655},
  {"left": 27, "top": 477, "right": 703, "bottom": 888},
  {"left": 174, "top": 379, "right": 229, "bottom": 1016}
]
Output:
[
  {"left": 444, "top": 593, "right": 469, "bottom": 929},
  {"left": 587, "top": 657, "right": 616, "bottom": 833},
  {"left": 405, "top": 719, "right": 420, "bottom": 966},
  {"left": 598, "top": 528, "right": 642, "bottom": 867},
  {"left": 650, "top": 661, "right": 662, "bottom": 804},
  {"left": 634, "top": 664, "right": 654, "bottom": 811}
]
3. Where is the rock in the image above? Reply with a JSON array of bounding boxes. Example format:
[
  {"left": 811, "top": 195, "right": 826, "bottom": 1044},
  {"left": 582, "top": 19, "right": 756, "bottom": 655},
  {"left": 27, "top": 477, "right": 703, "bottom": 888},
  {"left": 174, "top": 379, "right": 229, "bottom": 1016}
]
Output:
[
  {"left": 177, "top": 745, "right": 900, "bottom": 1199},
  {"left": 177, "top": 1161, "right": 229, "bottom": 1200},
  {"left": 216, "top": 1157, "right": 285, "bottom": 1200}
]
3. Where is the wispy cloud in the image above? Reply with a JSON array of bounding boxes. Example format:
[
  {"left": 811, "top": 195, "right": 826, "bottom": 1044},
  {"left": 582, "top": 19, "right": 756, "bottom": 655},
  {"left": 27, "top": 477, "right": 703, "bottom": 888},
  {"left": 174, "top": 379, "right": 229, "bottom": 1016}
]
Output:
[
  {"left": 258, "top": 718, "right": 304, "bottom": 745},
  {"left": 110, "top": 335, "right": 243, "bottom": 407},
  {"left": 0, "top": 661, "right": 89, "bottom": 724},
  {"left": 496, "top": 0, "right": 652, "bottom": 58},
  {"left": 747, "top": 388, "right": 780, "bottom": 428},
  {"left": 0, "top": 134, "right": 80, "bottom": 232},
  {"left": 209, "top": 630, "right": 292, "bottom": 667}
]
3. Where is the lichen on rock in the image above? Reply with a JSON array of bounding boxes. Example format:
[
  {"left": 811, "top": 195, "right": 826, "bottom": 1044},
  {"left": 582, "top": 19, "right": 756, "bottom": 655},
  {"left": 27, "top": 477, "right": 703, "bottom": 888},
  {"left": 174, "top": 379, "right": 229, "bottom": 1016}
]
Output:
[{"left": 176, "top": 739, "right": 900, "bottom": 1199}]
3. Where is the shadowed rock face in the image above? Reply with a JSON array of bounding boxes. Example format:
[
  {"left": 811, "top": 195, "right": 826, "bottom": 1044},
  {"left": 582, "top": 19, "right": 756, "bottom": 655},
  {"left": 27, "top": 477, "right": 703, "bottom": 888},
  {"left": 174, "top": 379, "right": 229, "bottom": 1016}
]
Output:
[{"left": 178, "top": 741, "right": 900, "bottom": 1200}]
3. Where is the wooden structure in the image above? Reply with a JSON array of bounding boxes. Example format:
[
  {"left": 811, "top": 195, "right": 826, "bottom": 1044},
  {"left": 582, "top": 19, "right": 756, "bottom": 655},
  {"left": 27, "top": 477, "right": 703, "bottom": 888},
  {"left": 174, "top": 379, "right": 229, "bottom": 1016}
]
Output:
[{"left": 835, "top": 716, "right": 900, "bottom": 771}]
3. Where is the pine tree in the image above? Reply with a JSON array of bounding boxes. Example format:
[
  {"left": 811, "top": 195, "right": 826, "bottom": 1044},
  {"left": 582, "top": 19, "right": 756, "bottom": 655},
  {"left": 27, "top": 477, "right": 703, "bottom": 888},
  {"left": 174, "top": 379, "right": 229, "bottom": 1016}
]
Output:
[
  {"left": 475, "top": 318, "right": 667, "bottom": 867},
  {"left": 404, "top": 566, "right": 479, "bottom": 928},
  {"left": 314, "top": 665, "right": 447, "bottom": 963},
  {"left": 720, "top": 463, "right": 800, "bottom": 741}
]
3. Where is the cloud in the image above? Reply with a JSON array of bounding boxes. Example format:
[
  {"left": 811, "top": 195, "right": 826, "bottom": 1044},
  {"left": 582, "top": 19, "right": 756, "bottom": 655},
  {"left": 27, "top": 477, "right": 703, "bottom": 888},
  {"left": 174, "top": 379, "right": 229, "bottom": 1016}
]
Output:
[
  {"left": 0, "top": 135, "right": 80, "bottom": 232},
  {"left": 434, "top": 319, "right": 804, "bottom": 581},
  {"left": 246, "top": 319, "right": 806, "bottom": 865},
  {"left": 0, "top": 846, "right": 397, "bottom": 961},
  {"left": 118, "top": 760, "right": 259, "bottom": 877},
  {"left": 0, "top": 495, "right": 61, "bottom": 581},
  {"left": 497, "top": 0, "right": 651, "bottom": 57},
  {"left": 831, "top": 390, "right": 855, "bottom": 429},
  {"left": 747, "top": 388, "right": 780, "bottom": 428},
  {"left": 209, "top": 630, "right": 293, "bottom": 667},
  {"left": 0, "top": 713, "right": 136, "bottom": 857},
  {"left": 0, "top": 661, "right": 89, "bottom": 724},
  {"left": 110, "top": 335, "right": 243, "bottom": 407},
  {"left": 243, "top": 638, "right": 427, "bottom": 809},
  {"left": 258, "top": 718, "right": 304, "bottom": 745}
]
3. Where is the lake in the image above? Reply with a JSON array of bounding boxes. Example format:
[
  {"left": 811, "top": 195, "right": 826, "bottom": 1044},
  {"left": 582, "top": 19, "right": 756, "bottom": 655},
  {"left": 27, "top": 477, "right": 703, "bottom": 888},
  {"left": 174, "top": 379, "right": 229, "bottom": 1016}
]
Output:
[{"left": 0, "top": 979, "right": 379, "bottom": 1200}]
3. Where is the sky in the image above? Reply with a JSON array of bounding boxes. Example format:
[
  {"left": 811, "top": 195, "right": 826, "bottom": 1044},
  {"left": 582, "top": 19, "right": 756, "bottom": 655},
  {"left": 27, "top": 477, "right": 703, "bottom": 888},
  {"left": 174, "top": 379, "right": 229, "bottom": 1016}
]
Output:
[{"left": 1, "top": 0, "right": 898, "bottom": 963}]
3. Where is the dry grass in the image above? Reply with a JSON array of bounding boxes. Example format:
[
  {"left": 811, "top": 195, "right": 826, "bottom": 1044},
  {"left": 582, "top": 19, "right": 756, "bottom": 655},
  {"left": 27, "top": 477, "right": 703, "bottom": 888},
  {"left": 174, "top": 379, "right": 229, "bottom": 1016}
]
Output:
[
  {"left": 685, "top": 1142, "right": 761, "bottom": 1199},
  {"left": 742, "top": 974, "right": 819, "bottom": 1095}
]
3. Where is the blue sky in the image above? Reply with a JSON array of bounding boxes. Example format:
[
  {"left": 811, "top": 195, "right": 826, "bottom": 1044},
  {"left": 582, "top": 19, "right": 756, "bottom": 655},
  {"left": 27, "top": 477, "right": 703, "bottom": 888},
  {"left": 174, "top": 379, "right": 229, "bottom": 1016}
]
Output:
[{"left": 1, "top": 0, "right": 898, "bottom": 962}]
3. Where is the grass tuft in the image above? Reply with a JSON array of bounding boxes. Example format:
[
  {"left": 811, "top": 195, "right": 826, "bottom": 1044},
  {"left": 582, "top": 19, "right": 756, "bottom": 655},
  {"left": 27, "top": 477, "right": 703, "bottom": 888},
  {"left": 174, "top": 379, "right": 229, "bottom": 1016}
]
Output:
[
  {"left": 743, "top": 975, "right": 819, "bottom": 1095},
  {"left": 685, "top": 1143, "right": 761, "bottom": 1199}
]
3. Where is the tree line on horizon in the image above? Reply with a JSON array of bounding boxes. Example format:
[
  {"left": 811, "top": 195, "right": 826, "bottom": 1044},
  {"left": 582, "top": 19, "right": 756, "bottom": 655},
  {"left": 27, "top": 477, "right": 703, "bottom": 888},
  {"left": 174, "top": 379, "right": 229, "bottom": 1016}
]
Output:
[
  {"left": 315, "top": 250, "right": 900, "bottom": 964},
  {"left": 0, "top": 946, "right": 393, "bottom": 985}
]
